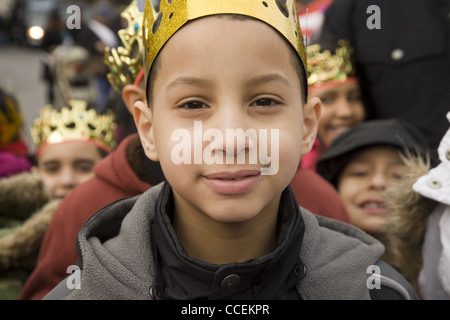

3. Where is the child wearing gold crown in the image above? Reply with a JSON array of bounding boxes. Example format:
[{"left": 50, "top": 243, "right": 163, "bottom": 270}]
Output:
[
  {"left": 30, "top": 100, "right": 116, "bottom": 200},
  {"left": 301, "top": 39, "right": 366, "bottom": 171},
  {"left": 0, "top": 100, "right": 116, "bottom": 299},
  {"left": 21, "top": 0, "right": 357, "bottom": 301},
  {"left": 44, "top": 0, "right": 416, "bottom": 301}
]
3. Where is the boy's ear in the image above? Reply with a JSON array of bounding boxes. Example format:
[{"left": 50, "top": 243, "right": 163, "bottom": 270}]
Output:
[
  {"left": 301, "top": 96, "right": 321, "bottom": 156},
  {"left": 133, "top": 100, "right": 159, "bottom": 161},
  {"left": 122, "top": 84, "right": 147, "bottom": 115}
]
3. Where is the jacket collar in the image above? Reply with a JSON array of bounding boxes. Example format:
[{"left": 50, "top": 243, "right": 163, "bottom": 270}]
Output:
[{"left": 150, "top": 182, "right": 306, "bottom": 300}]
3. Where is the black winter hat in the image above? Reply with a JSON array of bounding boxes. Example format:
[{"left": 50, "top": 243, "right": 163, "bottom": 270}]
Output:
[{"left": 316, "top": 118, "right": 429, "bottom": 186}]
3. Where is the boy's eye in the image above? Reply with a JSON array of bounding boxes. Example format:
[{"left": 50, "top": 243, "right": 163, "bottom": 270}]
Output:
[
  {"left": 347, "top": 94, "right": 361, "bottom": 103},
  {"left": 319, "top": 96, "right": 334, "bottom": 105},
  {"left": 348, "top": 170, "right": 368, "bottom": 177},
  {"left": 251, "top": 98, "right": 279, "bottom": 107},
  {"left": 179, "top": 101, "right": 208, "bottom": 109},
  {"left": 43, "top": 165, "right": 60, "bottom": 174},
  {"left": 390, "top": 170, "right": 406, "bottom": 180},
  {"left": 75, "top": 164, "right": 94, "bottom": 173}
]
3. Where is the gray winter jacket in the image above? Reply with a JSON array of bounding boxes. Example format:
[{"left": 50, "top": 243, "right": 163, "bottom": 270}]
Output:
[{"left": 44, "top": 182, "right": 417, "bottom": 300}]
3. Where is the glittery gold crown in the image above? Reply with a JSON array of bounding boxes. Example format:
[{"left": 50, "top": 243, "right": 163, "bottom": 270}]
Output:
[
  {"left": 31, "top": 100, "right": 117, "bottom": 154},
  {"left": 307, "top": 39, "right": 355, "bottom": 88},
  {"left": 104, "top": 0, "right": 144, "bottom": 93},
  {"left": 143, "top": 0, "right": 307, "bottom": 92}
]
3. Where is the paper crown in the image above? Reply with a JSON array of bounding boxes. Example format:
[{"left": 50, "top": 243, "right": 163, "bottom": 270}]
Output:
[
  {"left": 31, "top": 100, "right": 117, "bottom": 154},
  {"left": 307, "top": 39, "right": 355, "bottom": 88},
  {"left": 104, "top": 0, "right": 144, "bottom": 93},
  {"left": 143, "top": 0, "right": 307, "bottom": 92}
]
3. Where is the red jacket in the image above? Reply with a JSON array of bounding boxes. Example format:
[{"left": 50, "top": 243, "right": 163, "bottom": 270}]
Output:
[{"left": 20, "top": 134, "right": 349, "bottom": 300}]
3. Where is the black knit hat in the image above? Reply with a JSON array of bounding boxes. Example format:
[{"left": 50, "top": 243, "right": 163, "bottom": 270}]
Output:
[{"left": 316, "top": 118, "right": 429, "bottom": 186}]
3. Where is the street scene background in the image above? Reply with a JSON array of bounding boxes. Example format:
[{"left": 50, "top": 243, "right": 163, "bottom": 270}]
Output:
[
  {"left": 0, "top": 0, "right": 140, "bottom": 153},
  {"left": 0, "top": 43, "right": 46, "bottom": 153}
]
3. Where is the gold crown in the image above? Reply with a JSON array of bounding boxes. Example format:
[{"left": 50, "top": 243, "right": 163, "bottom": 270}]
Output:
[
  {"left": 143, "top": 0, "right": 307, "bottom": 91},
  {"left": 31, "top": 100, "right": 117, "bottom": 154},
  {"left": 307, "top": 39, "right": 355, "bottom": 88},
  {"left": 104, "top": 0, "right": 144, "bottom": 93}
]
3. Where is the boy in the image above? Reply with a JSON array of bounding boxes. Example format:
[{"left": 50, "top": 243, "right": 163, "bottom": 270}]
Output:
[
  {"left": 30, "top": 101, "right": 116, "bottom": 199},
  {"left": 0, "top": 99, "right": 116, "bottom": 299},
  {"left": 44, "top": 0, "right": 416, "bottom": 300},
  {"left": 21, "top": 0, "right": 361, "bottom": 301},
  {"left": 316, "top": 118, "right": 429, "bottom": 262}
]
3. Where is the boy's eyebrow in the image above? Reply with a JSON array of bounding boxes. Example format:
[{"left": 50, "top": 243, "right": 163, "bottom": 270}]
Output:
[
  {"left": 246, "top": 73, "right": 291, "bottom": 87},
  {"left": 166, "top": 73, "right": 291, "bottom": 91},
  {"left": 41, "top": 160, "right": 60, "bottom": 167},
  {"left": 166, "top": 77, "right": 213, "bottom": 91},
  {"left": 73, "top": 159, "right": 97, "bottom": 165},
  {"left": 41, "top": 158, "right": 97, "bottom": 166}
]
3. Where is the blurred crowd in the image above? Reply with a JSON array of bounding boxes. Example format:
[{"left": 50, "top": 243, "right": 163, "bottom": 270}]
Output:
[{"left": 0, "top": 0, "right": 449, "bottom": 301}]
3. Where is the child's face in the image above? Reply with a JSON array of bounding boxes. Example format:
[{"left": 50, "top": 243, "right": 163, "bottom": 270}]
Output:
[
  {"left": 337, "top": 146, "right": 407, "bottom": 236},
  {"left": 34, "top": 142, "right": 103, "bottom": 199},
  {"left": 135, "top": 16, "right": 319, "bottom": 223},
  {"left": 309, "top": 81, "right": 364, "bottom": 146}
]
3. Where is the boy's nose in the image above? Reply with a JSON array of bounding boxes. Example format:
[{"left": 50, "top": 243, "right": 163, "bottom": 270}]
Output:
[
  {"left": 369, "top": 172, "right": 388, "bottom": 190},
  {"left": 224, "top": 128, "right": 256, "bottom": 157},
  {"left": 58, "top": 167, "right": 77, "bottom": 188},
  {"left": 210, "top": 107, "right": 255, "bottom": 157}
]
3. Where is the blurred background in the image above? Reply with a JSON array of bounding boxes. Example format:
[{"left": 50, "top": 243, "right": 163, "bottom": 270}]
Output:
[{"left": 0, "top": 0, "right": 142, "bottom": 154}]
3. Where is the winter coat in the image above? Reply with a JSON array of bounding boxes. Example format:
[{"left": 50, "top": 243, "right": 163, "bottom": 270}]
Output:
[
  {"left": 0, "top": 171, "right": 60, "bottom": 299},
  {"left": 18, "top": 134, "right": 158, "bottom": 300},
  {"left": 386, "top": 112, "right": 450, "bottom": 299},
  {"left": 43, "top": 182, "right": 417, "bottom": 300},
  {"left": 318, "top": 0, "right": 450, "bottom": 153}
]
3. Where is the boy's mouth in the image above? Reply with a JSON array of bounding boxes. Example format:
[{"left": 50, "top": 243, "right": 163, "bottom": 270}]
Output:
[
  {"left": 359, "top": 199, "right": 388, "bottom": 215},
  {"left": 326, "top": 125, "right": 351, "bottom": 139},
  {"left": 203, "top": 170, "right": 261, "bottom": 195}
]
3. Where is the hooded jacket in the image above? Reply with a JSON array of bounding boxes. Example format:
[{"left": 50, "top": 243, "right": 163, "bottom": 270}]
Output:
[
  {"left": 43, "top": 182, "right": 417, "bottom": 300},
  {"left": 386, "top": 112, "right": 450, "bottom": 299},
  {"left": 19, "top": 134, "right": 164, "bottom": 300},
  {"left": 0, "top": 171, "right": 58, "bottom": 299}
]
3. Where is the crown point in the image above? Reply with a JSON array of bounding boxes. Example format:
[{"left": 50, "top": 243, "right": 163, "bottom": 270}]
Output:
[{"left": 104, "top": 0, "right": 144, "bottom": 93}]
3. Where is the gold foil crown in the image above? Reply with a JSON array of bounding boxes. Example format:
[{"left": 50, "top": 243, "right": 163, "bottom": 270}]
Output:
[
  {"left": 31, "top": 100, "right": 117, "bottom": 154},
  {"left": 104, "top": 0, "right": 144, "bottom": 93},
  {"left": 143, "top": 0, "right": 307, "bottom": 91},
  {"left": 307, "top": 39, "right": 355, "bottom": 88}
]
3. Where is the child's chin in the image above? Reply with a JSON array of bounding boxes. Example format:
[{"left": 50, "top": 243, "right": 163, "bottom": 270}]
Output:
[{"left": 205, "top": 208, "right": 260, "bottom": 224}]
